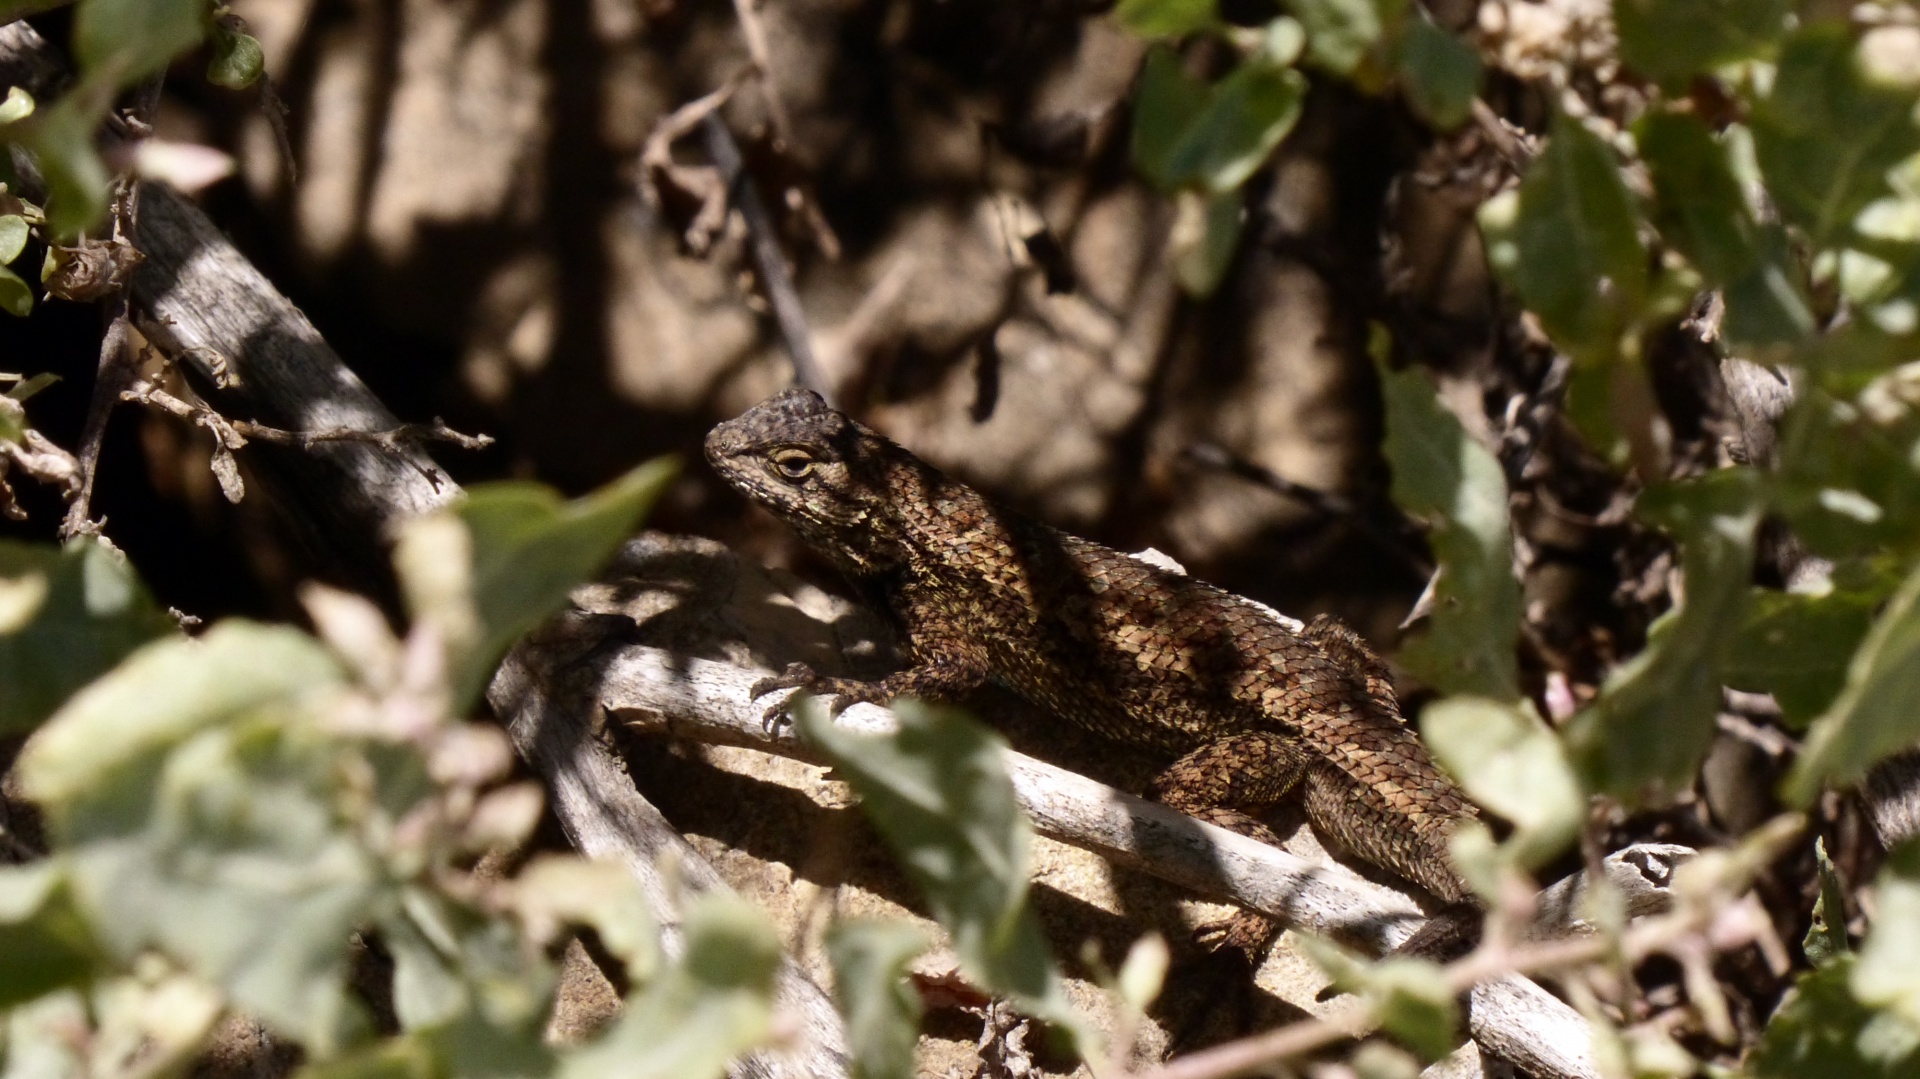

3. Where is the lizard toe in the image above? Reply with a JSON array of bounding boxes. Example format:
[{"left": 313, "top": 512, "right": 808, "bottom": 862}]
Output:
[
  {"left": 1194, "top": 911, "right": 1278, "bottom": 963},
  {"left": 760, "top": 695, "right": 800, "bottom": 733},
  {"left": 750, "top": 660, "right": 819, "bottom": 700}
]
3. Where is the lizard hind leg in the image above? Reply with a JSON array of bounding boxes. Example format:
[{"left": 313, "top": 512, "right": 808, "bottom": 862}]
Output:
[{"left": 1146, "top": 731, "right": 1311, "bottom": 961}]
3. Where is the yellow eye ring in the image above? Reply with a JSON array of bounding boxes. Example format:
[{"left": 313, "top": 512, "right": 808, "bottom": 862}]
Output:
[{"left": 770, "top": 449, "right": 815, "bottom": 481}]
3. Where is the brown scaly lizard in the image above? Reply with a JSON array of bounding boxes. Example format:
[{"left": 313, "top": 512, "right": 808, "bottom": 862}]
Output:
[{"left": 706, "top": 388, "right": 1479, "bottom": 955}]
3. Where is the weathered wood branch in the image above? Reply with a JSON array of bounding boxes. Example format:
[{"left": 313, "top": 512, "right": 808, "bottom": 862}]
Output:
[
  {"left": 0, "top": 23, "right": 458, "bottom": 590},
  {"left": 490, "top": 646, "right": 851, "bottom": 1079},
  {"left": 499, "top": 534, "right": 1695, "bottom": 1079}
]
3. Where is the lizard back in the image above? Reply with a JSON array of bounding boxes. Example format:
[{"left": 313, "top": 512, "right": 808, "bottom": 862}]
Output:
[{"left": 707, "top": 388, "right": 1475, "bottom": 903}]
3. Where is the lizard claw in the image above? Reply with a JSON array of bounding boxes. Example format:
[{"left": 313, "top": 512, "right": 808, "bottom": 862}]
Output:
[
  {"left": 1193, "top": 911, "right": 1278, "bottom": 962},
  {"left": 752, "top": 661, "right": 820, "bottom": 732}
]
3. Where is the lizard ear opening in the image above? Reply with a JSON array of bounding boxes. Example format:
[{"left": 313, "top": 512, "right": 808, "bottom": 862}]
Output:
[{"left": 769, "top": 447, "right": 817, "bottom": 482}]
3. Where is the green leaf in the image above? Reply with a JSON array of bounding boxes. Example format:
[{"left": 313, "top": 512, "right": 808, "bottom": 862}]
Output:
[
  {"left": 0, "top": 539, "right": 175, "bottom": 736},
  {"left": 1379, "top": 361, "right": 1520, "bottom": 699},
  {"left": 1805, "top": 837, "right": 1850, "bottom": 967},
  {"left": 827, "top": 918, "right": 929, "bottom": 1079},
  {"left": 1564, "top": 471, "right": 1761, "bottom": 803},
  {"left": 1351, "top": 1043, "right": 1422, "bottom": 1079},
  {"left": 1131, "top": 50, "right": 1306, "bottom": 194},
  {"left": 0, "top": 85, "right": 34, "bottom": 125},
  {"left": 18, "top": 622, "right": 375, "bottom": 1052},
  {"left": 1131, "top": 48, "right": 1209, "bottom": 192},
  {"left": 423, "top": 1011, "right": 557, "bottom": 1079},
  {"left": 434, "top": 458, "right": 676, "bottom": 713},
  {"left": 7, "top": 373, "right": 58, "bottom": 402},
  {"left": 1115, "top": 933, "right": 1169, "bottom": 1012},
  {"left": 1169, "top": 188, "right": 1243, "bottom": 296},
  {"left": 0, "top": 214, "right": 30, "bottom": 264},
  {"left": 4, "top": 990, "right": 90, "bottom": 1079},
  {"left": 561, "top": 895, "right": 779, "bottom": 1079},
  {"left": 0, "top": 862, "right": 98, "bottom": 1007},
  {"left": 1773, "top": 392, "right": 1919, "bottom": 559},
  {"left": 384, "top": 888, "right": 557, "bottom": 1047},
  {"left": 1421, "top": 698, "right": 1580, "bottom": 868},
  {"left": 1288, "top": 0, "right": 1402, "bottom": 76},
  {"left": 1751, "top": 24, "right": 1920, "bottom": 248},
  {"left": 0, "top": 0, "right": 75, "bottom": 23},
  {"left": 307, "top": 1023, "right": 551, "bottom": 1079},
  {"left": 1298, "top": 937, "right": 1458, "bottom": 1059},
  {"left": 1114, "top": 0, "right": 1217, "bottom": 38},
  {"left": 71, "top": 0, "right": 203, "bottom": 81},
  {"left": 1726, "top": 585, "right": 1878, "bottom": 728},
  {"left": 1754, "top": 956, "right": 1920, "bottom": 1078},
  {"left": 798, "top": 699, "right": 1084, "bottom": 1040},
  {"left": 1786, "top": 558, "right": 1920, "bottom": 803},
  {"left": 21, "top": 93, "right": 111, "bottom": 241},
  {"left": 1721, "top": 229, "right": 1819, "bottom": 346},
  {"left": 1852, "top": 843, "right": 1920, "bottom": 1034},
  {"left": 1164, "top": 60, "right": 1307, "bottom": 193},
  {"left": 512, "top": 857, "right": 659, "bottom": 986},
  {"left": 1396, "top": 17, "right": 1480, "bottom": 130},
  {"left": 1366, "top": 959, "right": 1460, "bottom": 1060},
  {"left": 1638, "top": 113, "right": 1772, "bottom": 283},
  {"left": 384, "top": 908, "right": 469, "bottom": 1032},
  {"left": 297, "top": 1034, "right": 443, "bottom": 1079},
  {"left": 1613, "top": 0, "right": 1788, "bottom": 85},
  {"left": 207, "top": 27, "right": 266, "bottom": 90},
  {"left": 1478, "top": 111, "right": 1649, "bottom": 363},
  {"left": 0, "top": 264, "right": 32, "bottom": 317},
  {"left": 1633, "top": 115, "right": 1817, "bottom": 343}
]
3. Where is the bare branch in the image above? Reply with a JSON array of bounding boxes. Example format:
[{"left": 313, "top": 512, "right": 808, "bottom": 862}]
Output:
[
  {"left": 701, "top": 115, "right": 834, "bottom": 402},
  {"left": 0, "top": 429, "right": 82, "bottom": 520},
  {"left": 495, "top": 534, "right": 1699, "bottom": 1079},
  {"left": 120, "top": 375, "right": 493, "bottom": 504},
  {"left": 60, "top": 74, "right": 164, "bottom": 540}
]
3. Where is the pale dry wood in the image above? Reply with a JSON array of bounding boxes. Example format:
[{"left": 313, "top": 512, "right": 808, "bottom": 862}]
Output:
[
  {"left": 505, "top": 533, "right": 1701, "bottom": 1079},
  {"left": 559, "top": 581, "right": 1688, "bottom": 1079},
  {"left": 603, "top": 644, "right": 1682, "bottom": 1079},
  {"left": 130, "top": 182, "right": 457, "bottom": 577},
  {"left": 490, "top": 649, "right": 851, "bottom": 1079}
]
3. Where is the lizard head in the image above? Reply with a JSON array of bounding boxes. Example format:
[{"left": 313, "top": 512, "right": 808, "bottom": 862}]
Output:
[{"left": 705, "top": 388, "right": 914, "bottom": 575}]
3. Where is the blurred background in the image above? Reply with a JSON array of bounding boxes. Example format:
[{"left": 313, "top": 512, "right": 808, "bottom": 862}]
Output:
[{"left": 0, "top": 0, "right": 1489, "bottom": 638}]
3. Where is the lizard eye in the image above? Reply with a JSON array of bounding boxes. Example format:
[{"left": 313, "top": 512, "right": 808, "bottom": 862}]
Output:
[{"left": 769, "top": 448, "right": 816, "bottom": 481}]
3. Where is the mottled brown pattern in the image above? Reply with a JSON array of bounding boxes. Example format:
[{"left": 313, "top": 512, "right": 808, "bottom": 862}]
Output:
[{"left": 706, "top": 389, "right": 1478, "bottom": 950}]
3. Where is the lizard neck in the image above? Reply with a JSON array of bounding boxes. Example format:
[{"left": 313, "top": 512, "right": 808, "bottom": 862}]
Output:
[{"left": 888, "top": 466, "right": 1037, "bottom": 605}]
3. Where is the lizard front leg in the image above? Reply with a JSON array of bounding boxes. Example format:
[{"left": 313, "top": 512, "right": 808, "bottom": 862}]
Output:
[
  {"left": 752, "top": 634, "right": 993, "bottom": 728},
  {"left": 1146, "top": 731, "right": 1310, "bottom": 958}
]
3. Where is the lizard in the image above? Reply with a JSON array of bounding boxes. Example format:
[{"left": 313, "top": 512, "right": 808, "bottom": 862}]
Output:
[{"left": 705, "top": 387, "right": 1480, "bottom": 957}]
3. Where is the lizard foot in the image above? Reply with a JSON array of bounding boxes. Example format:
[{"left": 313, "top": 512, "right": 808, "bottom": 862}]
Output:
[
  {"left": 750, "top": 663, "right": 892, "bottom": 730},
  {"left": 1193, "top": 910, "right": 1278, "bottom": 963},
  {"left": 751, "top": 661, "right": 820, "bottom": 732}
]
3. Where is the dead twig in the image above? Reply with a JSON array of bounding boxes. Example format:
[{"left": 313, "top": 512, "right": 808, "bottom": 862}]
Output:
[
  {"left": 60, "top": 75, "right": 164, "bottom": 540},
  {"left": 730, "top": 0, "right": 793, "bottom": 150},
  {"left": 120, "top": 375, "right": 493, "bottom": 504},
  {"left": 1133, "top": 819, "right": 1797, "bottom": 1079},
  {"left": 702, "top": 114, "right": 833, "bottom": 402},
  {"left": 0, "top": 429, "right": 82, "bottom": 519},
  {"left": 726, "top": 0, "right": 839, "bottom": 258},
  {"left": 637, "top": 68, "right": 751, "bottom": 251}
]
